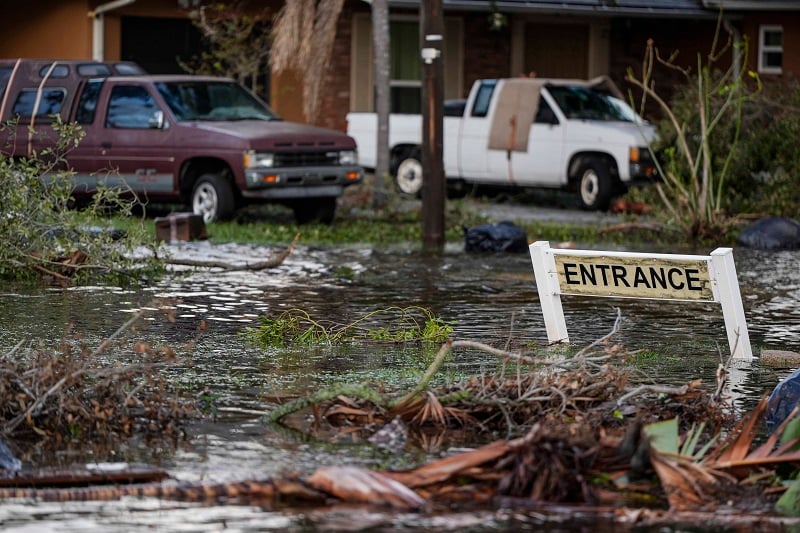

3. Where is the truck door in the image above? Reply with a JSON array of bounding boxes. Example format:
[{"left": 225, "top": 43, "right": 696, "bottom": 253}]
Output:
[
  {"left": 456, "top": 80, "right": 495, "bottom": 180},
  {"left": 70, "top": 81, "right": 177, "bottom": 199},
  {"left": 513, "top": 94, "right": 565, "bottom": 186},
  {"left": 486, "top": 89, "right": 565, "bottom": 187}
]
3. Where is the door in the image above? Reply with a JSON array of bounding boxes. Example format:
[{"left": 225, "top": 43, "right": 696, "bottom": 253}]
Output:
[
  {"left": 486, "top": 94, "right": 565, "bottom": 187},
  {"left": 524, "top": 23, "right": 588, "bottom": 79},
  {"left": 70, "top": 82, "right": 177, "bottom": 199}
]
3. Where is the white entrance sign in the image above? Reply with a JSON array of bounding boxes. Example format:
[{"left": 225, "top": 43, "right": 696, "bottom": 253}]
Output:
[{"left": 529, "top": 241, "right": 753, "bottom": 361}]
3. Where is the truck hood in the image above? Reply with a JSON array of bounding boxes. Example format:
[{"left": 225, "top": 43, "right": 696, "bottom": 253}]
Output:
[
  {"left": 565, "top": 119, "right": 657, "bottom": 146},
  {"left": 184, "top": 119, "right": 356, "bottom": 150}
]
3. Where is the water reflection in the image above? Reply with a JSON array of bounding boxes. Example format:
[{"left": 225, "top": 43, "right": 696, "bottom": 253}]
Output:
[{"left": 0, "top": 241, "right": 798, "bottom": 530}]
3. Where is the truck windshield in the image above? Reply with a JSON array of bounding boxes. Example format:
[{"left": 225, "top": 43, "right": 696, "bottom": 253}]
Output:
[
  {"left": 547, "top": 85, "right": 633, "bottom": 122},
  {"left": 155, "top": 81, "right": 278, "bottom": 122}
]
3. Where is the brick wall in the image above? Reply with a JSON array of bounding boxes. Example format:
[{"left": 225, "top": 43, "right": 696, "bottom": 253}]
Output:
[
  {"left": 462, "top": 13, "right": 512, "bottom": 95},
  {"left": 608, "top": 17, "right": 722, "bottom": 119},
  {"left": 315, "top": 2, "right": 361, "bottom": 131}
]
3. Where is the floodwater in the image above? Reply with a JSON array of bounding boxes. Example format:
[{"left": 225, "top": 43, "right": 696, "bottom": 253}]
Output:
[{"left": 0, "top": 237, "right": 798, "bottom": 531}]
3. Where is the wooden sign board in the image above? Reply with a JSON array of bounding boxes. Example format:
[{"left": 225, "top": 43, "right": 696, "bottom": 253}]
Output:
[{"left": 529, "top": 241, "right": 752, "bottom": 361}]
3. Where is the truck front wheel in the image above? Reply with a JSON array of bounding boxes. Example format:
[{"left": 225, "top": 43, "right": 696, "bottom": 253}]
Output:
[
  {"left": 395, "top": 150, "right": 423, "bottom": 196},
  {"left": 576, "top": 159, "right": 613, "bottom": 211},
  {"left": 191, "top": 173, "right": 235, "bottom": 223}
]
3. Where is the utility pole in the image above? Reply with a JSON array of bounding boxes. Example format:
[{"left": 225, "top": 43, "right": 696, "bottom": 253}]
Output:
[{"left": 420, "top": 0, "right": 445, "bottom": 252}]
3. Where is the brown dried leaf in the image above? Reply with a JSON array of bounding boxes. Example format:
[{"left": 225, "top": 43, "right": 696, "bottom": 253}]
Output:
[{"left": 306, "top": 466, "right": 424, "bottom": 510}]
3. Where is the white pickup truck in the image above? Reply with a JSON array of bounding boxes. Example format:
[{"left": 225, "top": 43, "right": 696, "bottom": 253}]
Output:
[{"left": 346, "top": 77, "right": 657, "bottom": 210}]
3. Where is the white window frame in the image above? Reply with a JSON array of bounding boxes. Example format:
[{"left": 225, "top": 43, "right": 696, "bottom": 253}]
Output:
[{"left": 758, "top": 25, "right": 783, "bottom": 75}]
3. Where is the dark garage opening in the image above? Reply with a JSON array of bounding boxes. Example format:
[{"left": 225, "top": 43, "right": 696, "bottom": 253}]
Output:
[{"left": 121, "top": 16, "right": 202, "bottom": 74}]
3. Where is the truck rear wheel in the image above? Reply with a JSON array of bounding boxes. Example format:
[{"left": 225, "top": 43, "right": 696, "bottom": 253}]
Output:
[
  {"left": 191, "top": 173, "right": 235, "bottom": 223},
  {"left": 577, "top": 159, "right": 613, "bottom": 211},
  {"left": 292, "top": 197, "right": 336, "bottom": 225},
  {"left": 395, "top": 149, "right": 423, "bottom": 196}
]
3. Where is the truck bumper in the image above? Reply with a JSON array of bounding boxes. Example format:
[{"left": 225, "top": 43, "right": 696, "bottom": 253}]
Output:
[
  {"left": 241, "top": 184, "right": 346, "bottom": 200},
  {"left": 243, "top": 165, "right": 363, "bottom": 199}
]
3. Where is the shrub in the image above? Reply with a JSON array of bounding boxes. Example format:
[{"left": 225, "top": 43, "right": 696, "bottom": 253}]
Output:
[{"left": 0, "top": 119, "right": 163, "bottom": 285}]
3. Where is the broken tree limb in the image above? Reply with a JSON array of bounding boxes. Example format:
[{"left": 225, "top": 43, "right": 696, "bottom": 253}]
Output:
[{"left": 166, "top": 233, "right": 299, "bottom": 270}]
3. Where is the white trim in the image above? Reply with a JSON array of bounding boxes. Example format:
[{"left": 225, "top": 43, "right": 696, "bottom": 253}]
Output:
[
  {"left": 758, "top": 24, "right": 783, "bottom": 75},
  {"left": 529, "top": 241, "right": 753, "bottom": 361},
  {"left": 89, "top": 0, "right": 137, "bottom": 61}
]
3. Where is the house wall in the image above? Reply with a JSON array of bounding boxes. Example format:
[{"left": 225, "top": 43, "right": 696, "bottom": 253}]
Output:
[
  {"left": 0, "top": 1, "right": 91, "bottom": 59},
  {"left": 462, "top": 13, "right": 512, "bottom": 93},
  {"left": 740, "top": 12, "right": 800, "bottom": 80},
  {"left": 608, "top": 17, "right": 723, "bottom": 118},
  {"left": 4, "top": 3, "right": 797, "bottom": 132}
]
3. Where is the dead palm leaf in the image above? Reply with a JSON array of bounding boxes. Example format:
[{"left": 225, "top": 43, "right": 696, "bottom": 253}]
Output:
[{"left": 270, "top": 0, "right": 345, "bottom": 121}]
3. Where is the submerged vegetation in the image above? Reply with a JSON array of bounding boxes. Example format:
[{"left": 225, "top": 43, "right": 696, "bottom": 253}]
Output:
[{"left": 245, "top": 306, "right": 454, "bottom": 348}]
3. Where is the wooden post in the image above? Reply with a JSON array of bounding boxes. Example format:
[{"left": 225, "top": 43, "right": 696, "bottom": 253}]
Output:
[
  {"left": 529, "top": 241, "right": 570, "bottom": 344},
  {"left": 420, "top": 0, "right": 445, "bottom": 251}
]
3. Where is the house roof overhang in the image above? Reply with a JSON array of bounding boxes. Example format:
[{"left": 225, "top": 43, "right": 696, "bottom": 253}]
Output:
[
  {"left": 702, "top": 0, "right": 800, "bottom": 10},
  {"left": 387, "top": 0, "right": 718, "bottom": 18}
]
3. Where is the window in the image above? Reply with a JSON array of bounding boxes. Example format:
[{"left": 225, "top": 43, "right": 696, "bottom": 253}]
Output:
[
  {"left": 38, "top": 64, "right": 69, "bottom": 78},
  {"left": 12, "top": 88, "right": 66, "bottom": 120},
  {"left": 106, "top": 85, "right": 158, "bottom": 128},
  {"left": 155, "top": 81, "right": 275, "bottom": 121},
  {"left": 759, "top": 25, "right": 783, "bottom": 75},
  {"left": 77, "top": 64, "right": 112, "bottom": 77},
  {"left": 76, "top": 79, "right": 104, "bottom": 124},
  {"left": 471, "top": 80, "right": 496, "bottom": 117},
  {"left": 390, "top": 20, "right": 421, "bottom": 114},
  {"left": 0, "top": 67, "right": 12, "bottom": 102}
]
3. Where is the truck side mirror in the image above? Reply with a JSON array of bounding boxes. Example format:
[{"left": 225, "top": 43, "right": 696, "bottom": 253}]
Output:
[{"left": 149, "top": 110, "right": 166, "bottom": 129}]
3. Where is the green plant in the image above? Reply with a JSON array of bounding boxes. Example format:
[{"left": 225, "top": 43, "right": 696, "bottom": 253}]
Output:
[
  {"left": 724, "top": 79, "right": 800, "bottom": 218},
  {"left": 245, "top": 306, "right": 455, "bottom": 349},
  {"left": 626, "top": 19, "right": 759, "bottom": 240},
  {"left": 0, "top": 119, "right": 162, "bottom": 284}
]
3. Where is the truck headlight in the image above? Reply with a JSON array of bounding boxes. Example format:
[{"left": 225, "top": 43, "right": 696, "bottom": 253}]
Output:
[
  {"left": 338, "top": 150, "right": 357, "bottom": 166},
  {"left": 244, "top": 150, "right": 274, "bottom": 168}
]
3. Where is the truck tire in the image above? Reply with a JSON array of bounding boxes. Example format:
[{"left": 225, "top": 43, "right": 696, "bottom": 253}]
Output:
[
  {"left": 395, "top": 149, "right": 423, "bottom": 196},
  {"left": 191, "top": 173, "right": 235, "bottom": 223},
  {"left": 577, "top": 159, "right": 613, "bottom": 211},
  {"left": 292, "top": 197, "right": 336, "bottom": 225}
]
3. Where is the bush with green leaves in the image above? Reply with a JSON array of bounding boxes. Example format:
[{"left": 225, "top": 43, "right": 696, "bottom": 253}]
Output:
[
  {"left": 0, "top": 119, "right": 162, "bottom": 284},
  {"left": 724, "top": 78, "right": 800, "bottom": 218}
]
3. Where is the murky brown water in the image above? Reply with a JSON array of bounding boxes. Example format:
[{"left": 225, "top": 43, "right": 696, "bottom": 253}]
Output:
[{"left": 0, "top": 239, "right": 798, "bottom": 531}]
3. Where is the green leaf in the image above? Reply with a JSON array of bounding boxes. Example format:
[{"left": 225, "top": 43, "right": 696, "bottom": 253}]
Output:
[
  {"left": 776, "top": 476, "right": 800, "bottom": 516},
  {"left": 780, "top": 417, "right": 800, "bottom": 449},
  {"left": 643, "top": 417, "right": 679, "bottom": 455}
]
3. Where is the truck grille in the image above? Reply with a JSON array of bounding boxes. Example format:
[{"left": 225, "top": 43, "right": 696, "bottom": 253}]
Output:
[{"left": 274, "top": 151, "right": 339, "bottom": 167}]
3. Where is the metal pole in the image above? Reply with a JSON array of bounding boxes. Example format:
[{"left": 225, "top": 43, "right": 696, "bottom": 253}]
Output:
[{"left": 420, "top": 0, "right": 445, "bottom": 252}]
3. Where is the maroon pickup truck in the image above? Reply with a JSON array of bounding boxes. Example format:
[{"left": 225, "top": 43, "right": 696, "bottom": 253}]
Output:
[{"left": 0, "top": 59, "right": 362, "bottom": 223}]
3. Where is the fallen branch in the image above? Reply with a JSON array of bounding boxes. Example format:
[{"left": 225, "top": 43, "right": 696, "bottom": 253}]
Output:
[{"left": 166, "top": 233, "right": 299, "bottom": 270}]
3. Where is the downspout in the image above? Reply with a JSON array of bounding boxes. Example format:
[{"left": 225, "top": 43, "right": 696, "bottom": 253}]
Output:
[{"left": 89, "top": 0, "right": 137, "bottom": 61}]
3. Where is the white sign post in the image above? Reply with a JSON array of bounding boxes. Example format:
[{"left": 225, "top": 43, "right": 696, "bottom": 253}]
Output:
[{"left": 529, "top": 241, "right": 752, "bottom": 361}]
